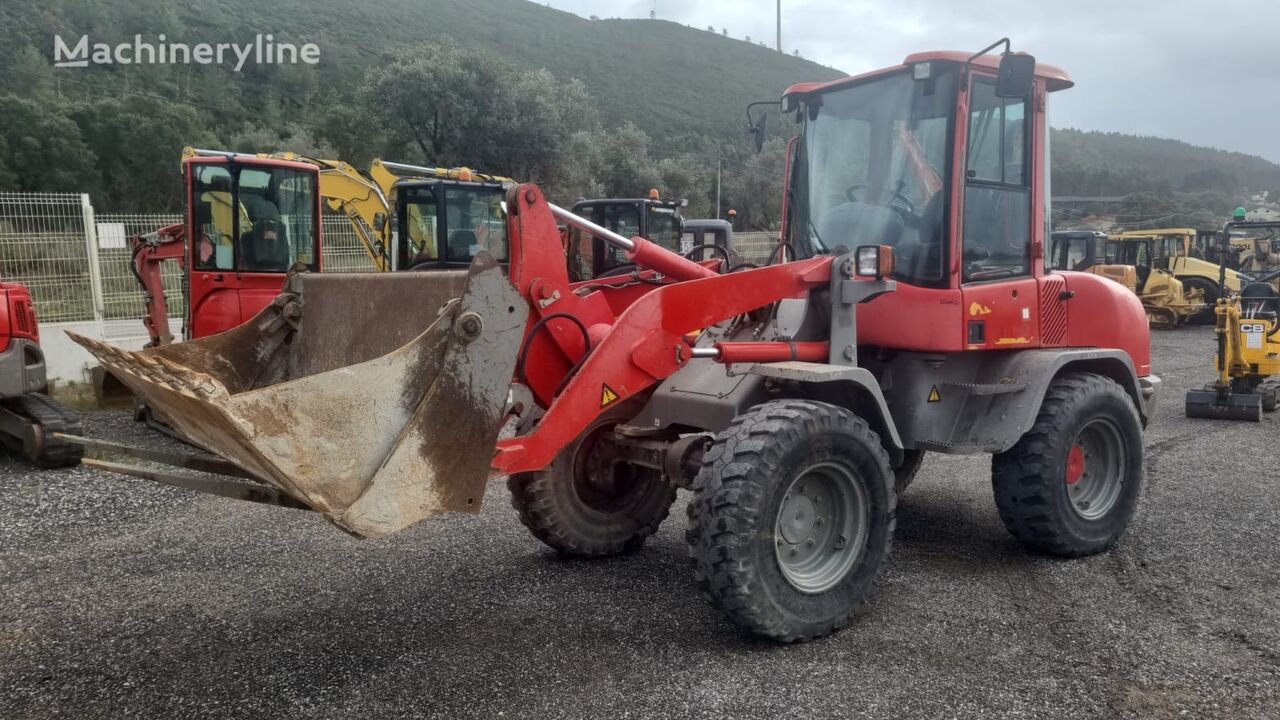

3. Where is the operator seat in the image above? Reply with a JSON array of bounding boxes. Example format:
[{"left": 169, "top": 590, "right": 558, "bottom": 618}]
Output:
[
  {"left": 1240, "top": 282, "right": 1280, "bottom": 319},
  {"left": 448, "top": 230, "right": 478, "bottom": 262}
]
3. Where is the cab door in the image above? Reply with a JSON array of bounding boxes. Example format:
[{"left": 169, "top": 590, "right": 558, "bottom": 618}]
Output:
[
  {"left": 184, "top": 158, "right": 320, "bottom": 339},
  {"left": 957, "top": 74, "right": 1039, "bottom": 349}
]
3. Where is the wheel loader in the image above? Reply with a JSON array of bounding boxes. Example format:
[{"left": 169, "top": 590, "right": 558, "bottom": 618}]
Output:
[
  {"left": 0, "top": 279, "right": 82, "bottom": 467},
  {"left": 1186, "top": 218, "right": 1280, "bottom": 420},
  {"left": 1049, "top": 230, "right": 1203, "bottom": 328},
  {"left": 66, "top": 42, "right": 1158, "bottom": 643}
]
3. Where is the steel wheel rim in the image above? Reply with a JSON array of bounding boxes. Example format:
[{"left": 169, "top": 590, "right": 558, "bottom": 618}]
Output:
[
  {"left": 774, "top": 461, "right": 869, "bottom": 594},
  {"left": 1065, "top": 417, "right": 1127, "bottom": 521}
]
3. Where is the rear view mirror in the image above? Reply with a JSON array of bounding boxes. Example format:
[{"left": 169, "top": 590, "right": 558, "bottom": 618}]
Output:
[
  {"left": 750, "top": 112, "right": 768, "bottom": 153},
  {"left": 995, "top": 53, "right": 1035, "bottom": 98}
]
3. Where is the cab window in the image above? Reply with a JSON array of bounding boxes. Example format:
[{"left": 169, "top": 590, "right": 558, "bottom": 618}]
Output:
[
  {"left": 190, "top": 164, "right": 316, "bottom": 273},
  {"left": 400, "top": 187, "right": 440, "bottom": 267},
  {"left": 444, "top": 187, "right": 508, "bottom": 263},
  {"left": 962, "top": 77, "right": 1030, "bottom": 281}
]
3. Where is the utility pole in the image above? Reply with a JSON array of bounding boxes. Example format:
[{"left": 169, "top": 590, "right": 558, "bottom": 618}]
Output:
[
  {"left": 715, "top": 147, "right": 722, "bottom": 219},
  {"left": 776, "top": 0, "right": 782, "bottom": 52}
]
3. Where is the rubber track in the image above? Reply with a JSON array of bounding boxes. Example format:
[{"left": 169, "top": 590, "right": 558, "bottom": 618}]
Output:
[{"left": 3, "top": 393, "right": 84, "bottom": 468}]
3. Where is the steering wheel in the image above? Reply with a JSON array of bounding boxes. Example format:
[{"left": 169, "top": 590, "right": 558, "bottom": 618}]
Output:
[
  {"left": 844, "top": 183, "right": 918, "bottom": 224},
  {"left": 409, "top": 260, "right": 439, "bottom": 271}
]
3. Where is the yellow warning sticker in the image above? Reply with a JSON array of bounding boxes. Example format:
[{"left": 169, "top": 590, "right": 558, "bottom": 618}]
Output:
[
  {"left": 928, "top": 386, "right": 941, "bottom": 403},
  {"left": 600, "top": 384, "right": 620, "bottom": 407}
]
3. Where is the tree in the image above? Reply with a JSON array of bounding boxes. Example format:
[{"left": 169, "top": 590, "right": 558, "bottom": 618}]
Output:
[
  {"left": 357, "top": 43, "right": 599, "bottom": 184},
  {"left": 0, "top": 96, "right": 99, "bottom": 195},
  {"left": 69, "top": 96, "right": 211, "bottom": 211}
]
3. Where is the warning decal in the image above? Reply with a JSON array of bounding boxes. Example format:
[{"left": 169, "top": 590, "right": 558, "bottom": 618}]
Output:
[
  {"left": 601, "top": 384, "right": 620, "bottom": 407},
  {"left": 927, "top": 386, "right": 941, "bottom": 403}
]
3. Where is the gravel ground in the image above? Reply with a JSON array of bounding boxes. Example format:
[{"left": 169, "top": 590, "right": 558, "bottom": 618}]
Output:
[{"left": 2, "top": 326, "right": 1277, "bottom": 719}]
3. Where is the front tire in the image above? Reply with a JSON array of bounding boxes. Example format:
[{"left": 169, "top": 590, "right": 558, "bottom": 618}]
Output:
[
  {"left": 686, "top": 400, "right": 895, "bottom": 642},
  {"left": 508, "top": 406, "right": 676, "bottom": 557},
  {"left": 991, "top": 373, "right": 1143, "bottom": 557}
]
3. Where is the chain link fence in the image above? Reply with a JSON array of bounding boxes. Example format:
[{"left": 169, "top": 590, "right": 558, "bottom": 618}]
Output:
[{"left": 0, "top": 193, "right": 96, "bottom": 324}]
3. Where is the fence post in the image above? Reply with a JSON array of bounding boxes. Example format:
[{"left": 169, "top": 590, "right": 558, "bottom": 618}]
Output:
[{"left": 80, "top": 194, "right": 106, "bottom": 335}]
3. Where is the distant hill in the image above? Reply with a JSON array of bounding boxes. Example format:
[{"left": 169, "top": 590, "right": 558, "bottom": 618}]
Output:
[{"left": 1051, "top": 128, "right": 1280, "bottom": 198}]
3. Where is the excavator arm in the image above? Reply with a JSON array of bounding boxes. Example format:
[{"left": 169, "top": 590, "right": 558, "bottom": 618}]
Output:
[{"left": 130, "top": 223, "right": 187, "bottom": 347}]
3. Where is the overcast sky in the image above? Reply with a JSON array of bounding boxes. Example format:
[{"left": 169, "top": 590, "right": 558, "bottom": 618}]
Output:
[{"left": 546, "top": 0, "right": 1280, "bottom": 163}]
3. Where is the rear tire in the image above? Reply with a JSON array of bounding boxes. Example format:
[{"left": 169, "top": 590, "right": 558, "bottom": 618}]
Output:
[
  {"left": 991, "top": 373, "right": 1143, "bottom": 557},
  {"left": 686, "top": 400, "right": 895, "bottom": 642},
  {"left": 508, "top": 406, "right": 676, "bottom": 557}
]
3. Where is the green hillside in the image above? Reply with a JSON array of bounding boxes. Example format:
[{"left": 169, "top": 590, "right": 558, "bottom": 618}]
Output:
[{"left": 1, "top": 0, "right": 841, "bottom": 145}]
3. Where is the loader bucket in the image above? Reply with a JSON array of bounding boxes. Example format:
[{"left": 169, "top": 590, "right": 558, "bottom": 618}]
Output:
[
  {"left": 69, "top": 254, "right": 526, "bottom": 538},
  {"left": 1184, "top": 387, "right": 1262, "bottom": 421}
]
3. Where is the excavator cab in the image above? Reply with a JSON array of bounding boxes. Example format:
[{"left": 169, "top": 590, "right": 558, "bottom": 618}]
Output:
[
  {"left": 181, "top": 152, "right": 321, "bottom": 339},
  {"left": 394, "top": 179, "right": 509, "bottom": 270}
]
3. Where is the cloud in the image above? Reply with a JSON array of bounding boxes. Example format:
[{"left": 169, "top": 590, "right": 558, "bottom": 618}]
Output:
[{"left": 548, "top": 0, "right": 1280, "bottom": 162}]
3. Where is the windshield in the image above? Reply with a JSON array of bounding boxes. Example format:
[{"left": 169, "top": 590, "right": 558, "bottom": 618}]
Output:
[
  {"left": 191, "top": 163, "right": 317, "bottom": 273},
  {"left": 645, "top": 206, "right": 682, "bottom": 252},
  {"left": 791, "top": 67, "right": 957, "bottom": 285}
]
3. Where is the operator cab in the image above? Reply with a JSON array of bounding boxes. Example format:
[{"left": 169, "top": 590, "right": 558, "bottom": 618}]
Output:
[
  {"left": 183, "top": 151, "right": 321, "bottom": 339},
  {"left": 189, "top": 160, "right": 319, "bottom": 274},
  {"left": 1049, "top": 230, "right": 1107, "bottom": 272},
  {"left": 680, "top": 218, "right": 735, "bottom": 257},
  {"left": 567, "top": 195, "right": 686, "bottom": 279},
  {"left": 394, "top": 179, "right": 510, "bottom": 270}
]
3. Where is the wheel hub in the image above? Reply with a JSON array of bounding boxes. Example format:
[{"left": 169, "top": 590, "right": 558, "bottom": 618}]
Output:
[
  {"left": 779, "top": 494, "right": 817, "bottom": 544},
  {"left": 1065, "top": 418, "right": 1126, "bottom": 521},
  {"left": 774, "top": 463, "right": 870, "bottom": 594},
  {"left": 1065, "top": 444, "right": 1085, "bottom": 485}
]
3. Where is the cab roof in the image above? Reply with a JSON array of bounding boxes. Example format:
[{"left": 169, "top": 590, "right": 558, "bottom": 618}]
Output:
[{"left": 783, "top": 50, "right": 1073, "bottom": 100}]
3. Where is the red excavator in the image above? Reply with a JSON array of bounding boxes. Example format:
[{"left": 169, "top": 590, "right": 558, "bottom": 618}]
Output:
[
  {"left": 0, "top": 279, "right": 82, "bottom": 467},
  {"left": 71, "top": 41, "right": 1157, "bottom": 643}
]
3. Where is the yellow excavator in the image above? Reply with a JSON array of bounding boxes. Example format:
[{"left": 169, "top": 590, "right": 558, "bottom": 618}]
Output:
[
  {"left": 1186, "top": 218, "right": 1280, "bottom": 420},
  {"left": 1049, "top": 230, "right": 1203, "bottom": 328}
]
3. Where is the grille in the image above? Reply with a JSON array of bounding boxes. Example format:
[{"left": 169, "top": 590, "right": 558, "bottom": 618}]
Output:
[
  {"left": 13, "top": 299, "right": 31, "bottom": 335},
  {"left": 1040, "top": 276, "right": 1068, "bottom": 345}
]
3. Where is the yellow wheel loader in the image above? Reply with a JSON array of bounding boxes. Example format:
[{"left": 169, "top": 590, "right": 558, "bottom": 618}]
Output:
[
  {"left": 1186, "top": 219, "right": 1280, "bottom": 421},
  {"left": 1050, "top": 230, "right": 1202, "bottom": 328}
]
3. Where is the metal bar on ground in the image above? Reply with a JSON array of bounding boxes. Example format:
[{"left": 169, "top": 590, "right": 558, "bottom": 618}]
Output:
[
  {"left": 81, "top": 458, "right": 313, "bottom": 510},
  {"left": 54, "top": 433, "right": 261, "bottom": 481}
]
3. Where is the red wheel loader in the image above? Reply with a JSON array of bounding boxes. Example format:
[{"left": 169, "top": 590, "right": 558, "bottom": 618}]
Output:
[
  {"left": 68, "top": 41, "right": 1157, "bottom": 642},
  {"left": 0, "top": 280, "right": 83, "bottom": 467}
]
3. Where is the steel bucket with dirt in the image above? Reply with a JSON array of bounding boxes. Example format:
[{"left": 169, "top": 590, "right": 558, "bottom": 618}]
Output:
[{"left": 70, "top": 255, "right": 524, "bottom": 538}]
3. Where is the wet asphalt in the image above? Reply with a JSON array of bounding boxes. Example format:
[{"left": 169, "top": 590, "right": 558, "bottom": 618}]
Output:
[{"left": 1, "top": 326, "right": 1277, "bottom": 719}]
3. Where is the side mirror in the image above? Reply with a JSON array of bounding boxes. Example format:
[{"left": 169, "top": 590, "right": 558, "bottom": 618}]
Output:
[
  {"left": 995, "top": 53, "right": 1035, "bottom": 98},
  {"left": 749, "top": 112, "right": 768, "bottom": 153}
]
